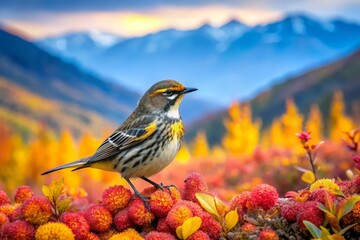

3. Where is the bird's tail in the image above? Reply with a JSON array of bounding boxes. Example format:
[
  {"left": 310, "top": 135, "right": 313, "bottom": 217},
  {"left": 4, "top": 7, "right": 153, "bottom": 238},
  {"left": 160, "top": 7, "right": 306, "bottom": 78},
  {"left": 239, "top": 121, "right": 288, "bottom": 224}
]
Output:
[{"left": 41, "top": 157, "right": 89, "bottom": 175}]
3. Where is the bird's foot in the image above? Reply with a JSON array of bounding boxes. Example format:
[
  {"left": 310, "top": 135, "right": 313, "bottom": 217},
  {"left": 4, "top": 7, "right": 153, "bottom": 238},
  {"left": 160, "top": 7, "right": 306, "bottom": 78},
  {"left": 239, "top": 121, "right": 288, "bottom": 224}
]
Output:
[
  {"left": 140, "top": 176, "right": 177, "bottom": 192},
  {"left": 157, "top": 182, "right": 178, "bottom": 192},
  {"left": 132, "top": 192, "right": 151, "bottom": 210}
]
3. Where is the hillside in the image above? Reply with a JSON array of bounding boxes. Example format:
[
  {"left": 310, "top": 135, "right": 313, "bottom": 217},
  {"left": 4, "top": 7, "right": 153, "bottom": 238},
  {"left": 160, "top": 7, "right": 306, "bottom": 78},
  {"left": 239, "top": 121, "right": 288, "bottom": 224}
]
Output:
[
  {"left": 0, "top": 27, "right": 139, "bottom": 137},
  {"left": 188, "top": 48, "right": 360, "bottom": 145}
]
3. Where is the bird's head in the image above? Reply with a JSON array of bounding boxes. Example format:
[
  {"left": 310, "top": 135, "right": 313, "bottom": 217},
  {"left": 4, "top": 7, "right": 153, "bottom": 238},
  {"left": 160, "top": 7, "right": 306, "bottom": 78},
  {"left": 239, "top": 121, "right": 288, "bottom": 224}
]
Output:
[{"left": 139, "top": 80, "right": 197, "bottom": 118}]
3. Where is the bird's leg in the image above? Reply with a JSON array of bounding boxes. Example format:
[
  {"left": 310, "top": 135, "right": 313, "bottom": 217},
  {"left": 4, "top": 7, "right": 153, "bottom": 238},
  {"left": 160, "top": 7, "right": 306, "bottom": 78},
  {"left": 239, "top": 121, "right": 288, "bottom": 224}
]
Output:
[
  {"left": 140, "top": 176, "right": 177, "bottom": 191},
  {"left": 125, "top": 177, "right": 150, "bottom": 209}
]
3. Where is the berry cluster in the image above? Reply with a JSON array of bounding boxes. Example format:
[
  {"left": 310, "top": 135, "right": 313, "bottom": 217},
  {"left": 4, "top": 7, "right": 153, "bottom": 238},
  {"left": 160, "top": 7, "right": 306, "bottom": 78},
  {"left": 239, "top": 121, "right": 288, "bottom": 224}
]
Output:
[{"left": 1, "top": 172, "right": 360, "bottom": 239}]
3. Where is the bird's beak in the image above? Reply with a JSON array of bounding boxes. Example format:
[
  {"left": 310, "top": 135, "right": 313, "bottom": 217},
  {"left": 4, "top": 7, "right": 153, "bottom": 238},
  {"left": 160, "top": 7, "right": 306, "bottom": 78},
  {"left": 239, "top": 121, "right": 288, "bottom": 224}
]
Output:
[{"left": 181, "top": 87, "right": 198, "bottom": 94}]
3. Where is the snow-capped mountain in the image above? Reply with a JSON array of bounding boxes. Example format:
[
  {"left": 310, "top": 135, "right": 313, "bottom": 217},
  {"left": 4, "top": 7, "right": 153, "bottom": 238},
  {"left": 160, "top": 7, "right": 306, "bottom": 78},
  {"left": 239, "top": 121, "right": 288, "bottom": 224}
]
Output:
[
  {"left": 36, "top": 14, "right": 360, "bottom": 103},
  {"left": 36, "top": 29, "right": 124, "bottom": 66}
]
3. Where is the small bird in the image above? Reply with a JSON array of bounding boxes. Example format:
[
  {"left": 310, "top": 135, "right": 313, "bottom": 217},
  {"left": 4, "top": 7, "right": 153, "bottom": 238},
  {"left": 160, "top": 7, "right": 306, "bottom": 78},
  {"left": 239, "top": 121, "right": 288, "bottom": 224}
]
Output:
[{"left": 42, "top": 80, "right": 197, "bottom": 203}]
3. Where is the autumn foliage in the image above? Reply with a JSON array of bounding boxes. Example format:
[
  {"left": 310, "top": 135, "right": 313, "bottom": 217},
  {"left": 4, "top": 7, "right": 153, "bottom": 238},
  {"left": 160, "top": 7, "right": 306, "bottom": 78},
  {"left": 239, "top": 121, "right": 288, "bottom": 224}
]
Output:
[{"left": 0, "top": 90, "right": 360, "bottom": 238}]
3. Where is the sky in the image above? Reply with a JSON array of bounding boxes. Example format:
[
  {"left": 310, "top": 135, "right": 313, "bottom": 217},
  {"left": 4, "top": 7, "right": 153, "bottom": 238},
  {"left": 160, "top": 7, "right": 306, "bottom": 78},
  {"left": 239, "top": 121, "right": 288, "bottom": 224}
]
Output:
[{"left": 1, "top": 0, "right": 360, "bottom": 39}]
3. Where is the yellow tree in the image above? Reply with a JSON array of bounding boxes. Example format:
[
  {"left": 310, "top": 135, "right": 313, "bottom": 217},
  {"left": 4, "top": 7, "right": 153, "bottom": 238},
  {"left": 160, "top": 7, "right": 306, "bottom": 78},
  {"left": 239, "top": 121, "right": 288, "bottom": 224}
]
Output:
[
  {"left": 306, "top": 104, "right": 323, "bottom": 143},
  {"left": 222, "top": 101, "right": 261, "bottom": 155},
  {"left": 281, "top": 99, "right": 303, "bottom": 152},
  {"left": 329, "top": 91, "right": 355, "bottom": 141},
  {"left": 58, "top": 130, "right": 81, "bottom": 188},
  {"left": 192, "top": 131, "right": 210, "bottom": 158},
  {"left": 27, "top": 127, "right": 58, "bottom": 185},
  {"left": 267, "top": 119, "right": 284, "bottom": 147},
  {"left": 175, "top": 144, "right": 191, "bottom": 164},
  {"left": 0, "top": 122, "right": 28, "bottom": 192}
]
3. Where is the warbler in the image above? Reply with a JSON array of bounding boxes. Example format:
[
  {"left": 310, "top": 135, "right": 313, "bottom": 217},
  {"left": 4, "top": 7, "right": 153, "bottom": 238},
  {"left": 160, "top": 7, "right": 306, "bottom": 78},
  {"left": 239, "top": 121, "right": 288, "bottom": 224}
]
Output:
[{"left": 42, "top": 80, "right": 197, "bottom": 203}]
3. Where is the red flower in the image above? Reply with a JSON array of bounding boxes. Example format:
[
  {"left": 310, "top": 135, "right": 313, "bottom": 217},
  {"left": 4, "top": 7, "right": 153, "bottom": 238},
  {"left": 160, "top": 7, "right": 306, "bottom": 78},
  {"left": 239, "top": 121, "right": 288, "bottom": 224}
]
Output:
[
  {"left": 0, "top": 190, "right": 10, "bottom": 206},
  {"left": 280, "top": 200, "right": 302, "bottom": 222},
  {"left": 145, "top": 231, "right": 176, "bottom": 240},
  {"left": 241, "top": 222, "right": 256, "bottom": 233},
  {"left": 20, "top": 196, "right": 52, "bottom": 225},
  {"left": 0, "top": 212, "right": 10, "bottom": 229},
  {"left": 84, "top": 204, "right": 112, "bottom": 232},
  {"left": 188, "top": 230, "right": 210, "bottom": 240},
  {"left": 258, "top": 228, "right": 279, "bottom": 240},
  {"left": 14, "top": 186, "right": 33, "bottom": 204},
  {"left": 114, "top": 208, "right": 134, "bottom": 231},
  {"left": 128, "top": 197, "right": 155, "bottom": 226},
  {"left": 149, "top": 188, "right": 174, "bottom": 218},
  {"left": 199, "top": 212, "right": 222, "bottom": 239},
  {"left": 230, "top": 191, "right": 251, "bottom": 216},
  {"left": 1, "top": 220, "right": 35, "bottom": 240},
  {"left": 60, "top": 212, "right": 90, "bottom": 239},
  {"left": 308, "top": 189, "right": 336, "bottom": 205},
  {"left": 296, "top": 201, "right": 324, "bottom": 230},
  {"left": 156, "top": 218, "right": 172, "bottom": 233},
  {"left": 166, "top": 203, "right": 193, "bottom": 230},
  {"left": 249, "top": 184, "right": 278, "bottom": 211},
  {"left": 183, "top": 172, "right": 209, "bottom": 202},
  {"left": 102, "top": 185, "right": 132, "bottom": 215}
]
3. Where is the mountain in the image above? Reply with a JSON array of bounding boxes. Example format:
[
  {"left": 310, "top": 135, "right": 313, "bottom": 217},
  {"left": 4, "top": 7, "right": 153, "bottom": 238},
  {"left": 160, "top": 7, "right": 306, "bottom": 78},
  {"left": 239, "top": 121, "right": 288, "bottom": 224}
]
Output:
[
  {"left": 187, "top": 48, "right": 360, "bottom": 145},
  {"left": 36, "top": 29, "right": 123, "bottom": 68},
  {"left": 0, "top": 27, "right": 138, "bottom": 137},
  {"left": 36, "top": 14, "right": 360, "bottom": 103}
]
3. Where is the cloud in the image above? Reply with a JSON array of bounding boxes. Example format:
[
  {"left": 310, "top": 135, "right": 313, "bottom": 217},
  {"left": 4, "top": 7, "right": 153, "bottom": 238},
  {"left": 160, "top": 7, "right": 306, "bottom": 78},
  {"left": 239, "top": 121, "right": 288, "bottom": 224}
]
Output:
[{"left": 1, "top": 0, "right": 359, "bottom": 39}]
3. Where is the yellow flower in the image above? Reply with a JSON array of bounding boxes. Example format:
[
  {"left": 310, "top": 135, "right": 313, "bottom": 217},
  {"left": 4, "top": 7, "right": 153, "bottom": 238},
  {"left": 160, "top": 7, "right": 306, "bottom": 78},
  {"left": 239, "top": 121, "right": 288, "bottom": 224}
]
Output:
[
  {"left": 310, "top": 179, "right": 340, "bottom": 194},
  {"left": 109, "top": 228, "right": 144, "bottom": 240},
  {"left": 35, "top": 222, "right": 74, "bottom": 240}
]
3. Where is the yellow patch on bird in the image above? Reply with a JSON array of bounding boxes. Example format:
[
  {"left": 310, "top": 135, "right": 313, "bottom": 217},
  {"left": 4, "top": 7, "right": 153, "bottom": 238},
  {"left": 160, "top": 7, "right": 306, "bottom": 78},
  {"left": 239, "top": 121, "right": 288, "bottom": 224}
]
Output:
[
  {"left": 133, "top": 121, "right": 157, "bottom": 141},
  {"left": 171, "top": 121, "right": 184, "bottom": 138},
  {"left": 151, "top": 85, "right": 186, "bottom": 95}
]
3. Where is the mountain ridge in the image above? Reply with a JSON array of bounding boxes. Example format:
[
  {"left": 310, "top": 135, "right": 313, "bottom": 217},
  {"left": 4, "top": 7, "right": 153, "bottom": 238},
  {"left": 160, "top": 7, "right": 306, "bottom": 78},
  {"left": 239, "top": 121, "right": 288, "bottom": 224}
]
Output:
[{"left": 36, "top": 13, "right": 360, "bottom": 103}]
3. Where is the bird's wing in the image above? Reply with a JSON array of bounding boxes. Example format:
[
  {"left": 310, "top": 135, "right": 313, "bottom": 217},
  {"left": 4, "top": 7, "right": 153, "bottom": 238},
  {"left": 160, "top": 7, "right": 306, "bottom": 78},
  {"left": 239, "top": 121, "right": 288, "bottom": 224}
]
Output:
[{"left": 88, "top": 121, "right": 157, "bottom": 163}]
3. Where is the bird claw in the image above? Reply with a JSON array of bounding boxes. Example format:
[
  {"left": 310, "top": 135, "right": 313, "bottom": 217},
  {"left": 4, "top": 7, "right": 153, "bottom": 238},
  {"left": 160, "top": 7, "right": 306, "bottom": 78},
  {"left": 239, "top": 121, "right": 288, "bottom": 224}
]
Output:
[
  {"left": 158, "top": 183, "right": 177, "bottom": 191},
  {"left": 132, "top": 192, "right": 151, "bottom": 210}
]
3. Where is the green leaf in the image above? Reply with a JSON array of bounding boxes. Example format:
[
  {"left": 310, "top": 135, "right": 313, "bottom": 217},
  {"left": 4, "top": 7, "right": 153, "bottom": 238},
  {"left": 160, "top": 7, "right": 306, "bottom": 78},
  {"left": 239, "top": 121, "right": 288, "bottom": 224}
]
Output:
[
  {"left": 57, "top": 197, "right": 71, "bottom": 215},
  {"left": 303, "top": 220, "right": 321, "bottom": 238},
  {"left": 195, "top": 193, "right": 220, "bottom": 220},
  {"left": 317, "top": 203, "right": 333, "bottom": 216},
  {"left": 337, "top": 195, "right": 360, "bottom": 220},
  {"left": 225, "top": 210, "right": 239, "bottom": 232},
  {"left": 339, "top": 223, "right": 358, "bottom": 235},
  {"left": 181, "top": 217, "right": 202, "bottom": 240},
  {"left": 320, "top": 226, "right": 331, "bottom": 238}
]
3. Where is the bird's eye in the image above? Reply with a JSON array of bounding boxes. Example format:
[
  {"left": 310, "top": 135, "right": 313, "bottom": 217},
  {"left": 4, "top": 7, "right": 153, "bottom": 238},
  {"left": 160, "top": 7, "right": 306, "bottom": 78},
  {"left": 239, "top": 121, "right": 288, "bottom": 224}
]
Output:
[{"left": 162, "top": 90, "right": 173, "bottom": 96}]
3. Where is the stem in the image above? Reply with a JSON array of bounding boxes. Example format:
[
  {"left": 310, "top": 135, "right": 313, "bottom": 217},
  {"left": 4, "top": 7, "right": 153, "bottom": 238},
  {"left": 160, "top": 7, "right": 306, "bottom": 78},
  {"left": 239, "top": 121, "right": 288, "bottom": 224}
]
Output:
[{"left": 307, "top": 148, "right": 317, "bottom": 181}]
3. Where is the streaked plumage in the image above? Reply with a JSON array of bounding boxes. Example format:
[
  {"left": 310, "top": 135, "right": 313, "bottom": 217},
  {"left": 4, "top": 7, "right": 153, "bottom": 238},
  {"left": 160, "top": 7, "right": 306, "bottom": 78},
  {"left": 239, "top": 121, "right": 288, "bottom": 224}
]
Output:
[{"left": 42, "top": 80, "right": 197, "bottom": 203}]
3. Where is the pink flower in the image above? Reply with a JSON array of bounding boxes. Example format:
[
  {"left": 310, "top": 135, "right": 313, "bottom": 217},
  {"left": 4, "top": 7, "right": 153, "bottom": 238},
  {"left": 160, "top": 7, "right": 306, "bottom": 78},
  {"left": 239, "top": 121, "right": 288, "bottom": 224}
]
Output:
[{"left": 296, "top": 131, "right": 311, "bottom": 143}]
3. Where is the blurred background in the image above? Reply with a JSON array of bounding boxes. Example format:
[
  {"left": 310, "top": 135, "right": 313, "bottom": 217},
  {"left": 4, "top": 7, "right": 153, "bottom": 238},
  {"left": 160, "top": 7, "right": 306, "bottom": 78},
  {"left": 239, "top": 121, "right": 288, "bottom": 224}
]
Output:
[{"left": 0, "top": 0, "right": 359, "bottom": 200}]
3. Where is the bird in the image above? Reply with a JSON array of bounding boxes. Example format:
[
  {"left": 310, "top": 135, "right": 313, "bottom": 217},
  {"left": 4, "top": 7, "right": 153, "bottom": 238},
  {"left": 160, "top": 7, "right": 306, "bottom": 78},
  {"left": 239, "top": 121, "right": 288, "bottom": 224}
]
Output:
[{"left": 42, "top": 80, "right": 197, "bottom": 204}]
